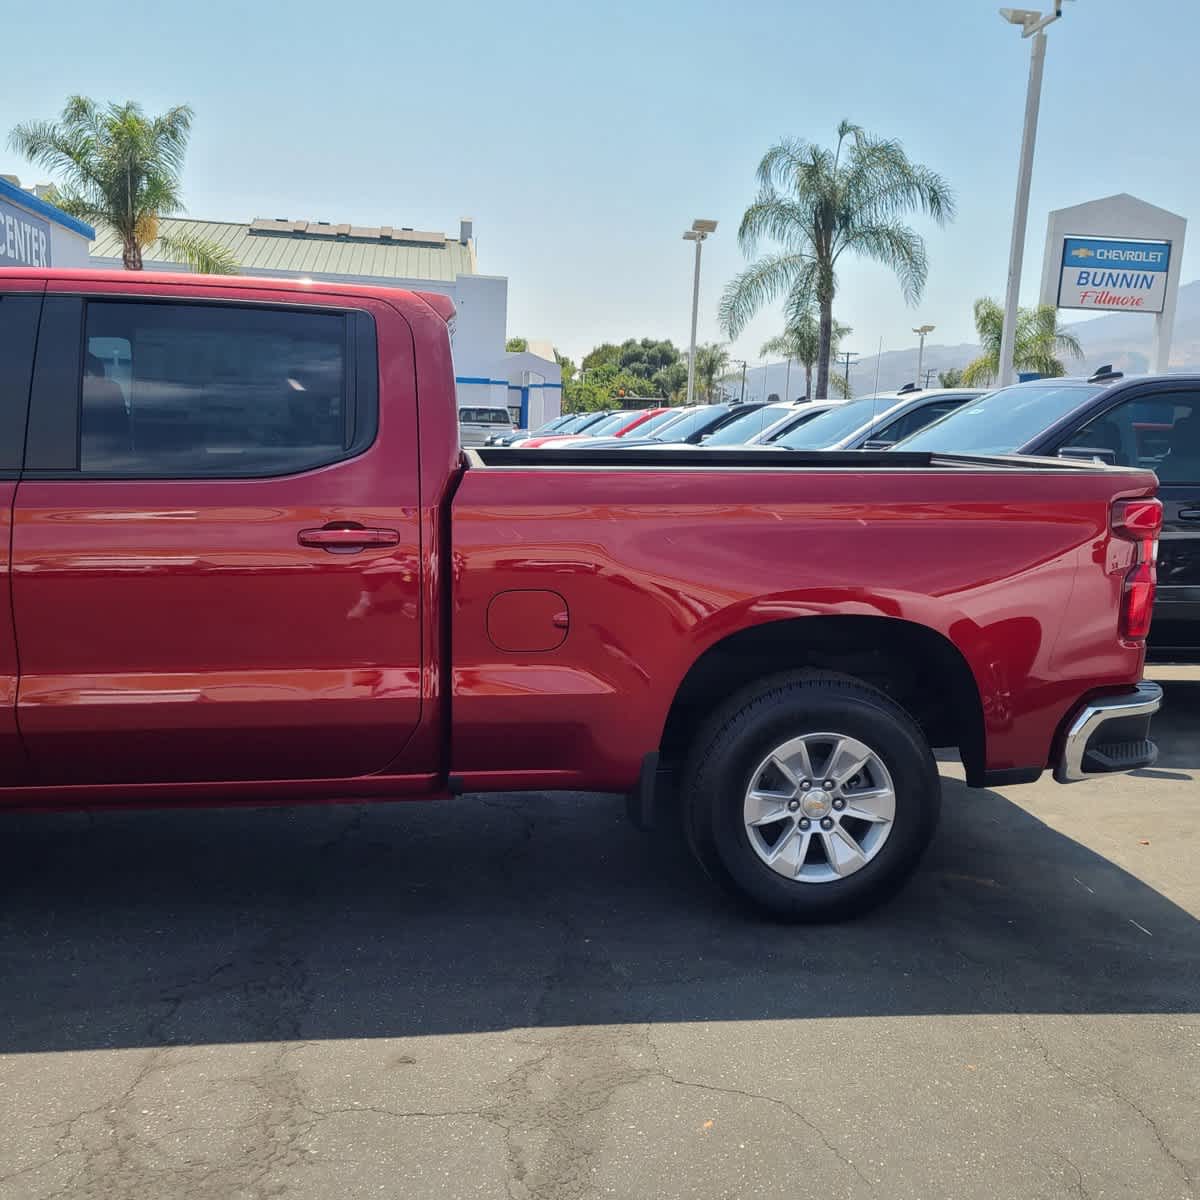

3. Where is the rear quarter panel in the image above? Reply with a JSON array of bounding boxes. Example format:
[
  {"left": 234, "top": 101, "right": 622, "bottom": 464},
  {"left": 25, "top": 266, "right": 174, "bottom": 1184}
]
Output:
[{"left": 449, "top": 462, "right": 1155, "bottom": 789}]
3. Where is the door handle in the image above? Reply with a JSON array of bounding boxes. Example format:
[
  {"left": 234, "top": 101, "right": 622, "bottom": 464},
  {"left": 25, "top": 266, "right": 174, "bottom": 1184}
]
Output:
[
  {"left": 298, "top": 525, "right": 401, "bottom": 551},
  {"left": 1179, "top": 508, "right": 1200, "bottom": 522}
]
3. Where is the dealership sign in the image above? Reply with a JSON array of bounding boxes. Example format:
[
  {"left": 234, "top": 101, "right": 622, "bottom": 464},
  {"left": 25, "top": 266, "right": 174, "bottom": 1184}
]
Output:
[
  {"left": 1057, "top": 236, "right": 1170, "bottom": 313},
  {"left": 0, "top": 196, "right": 52, "bottom": 268}
]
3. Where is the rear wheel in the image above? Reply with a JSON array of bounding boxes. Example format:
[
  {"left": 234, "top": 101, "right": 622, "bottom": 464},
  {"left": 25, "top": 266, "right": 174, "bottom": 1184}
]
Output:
[{"left": 684, "top": 672, "right": 941, "bottom": 921}]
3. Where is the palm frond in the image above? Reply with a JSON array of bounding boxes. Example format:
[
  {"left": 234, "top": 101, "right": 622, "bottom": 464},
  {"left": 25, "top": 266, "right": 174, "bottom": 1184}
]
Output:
[
  {"left": 157, "top": 232, "right": 239, "bottom": 275},
  {"left": 839, "top": 220, "right": 927, "bottom": 304},
  {"left": 961, "top": 354, "right": 999, "bottom": 387},
  {"left": 718, "top": 252, "right": 811, "bottom": 339},
  {"left": 841, "top": 135, "right": 956, "bottom": 229},
  {"left": 827, "top": 372, "right": 852, "bottom": 399},
  {"left": 737, "top": 193, "right": 821, "bottom": 257}
]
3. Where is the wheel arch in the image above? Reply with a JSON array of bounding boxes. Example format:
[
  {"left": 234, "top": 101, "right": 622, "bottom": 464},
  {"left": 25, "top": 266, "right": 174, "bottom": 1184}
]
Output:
[{"left": 658, "top": 614, "right": 987, "bottom": 786}]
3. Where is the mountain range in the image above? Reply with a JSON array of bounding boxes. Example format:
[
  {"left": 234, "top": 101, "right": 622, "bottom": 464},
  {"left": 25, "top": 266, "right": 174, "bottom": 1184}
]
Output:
[{"left": 743, "top": 280, "right": 1200, "bottom": 400}]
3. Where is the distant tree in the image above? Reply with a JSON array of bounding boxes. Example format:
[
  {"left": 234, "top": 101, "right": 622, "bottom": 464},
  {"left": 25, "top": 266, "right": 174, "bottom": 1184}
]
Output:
[
  {"left": 618, "top": 337, "right": 680, "bottom": 381},
  {"left": 962, "top": 298, "right": 1083, "bottom": 386},
  {"left": 760, "top": 310, "right": 852, "bottom": 399},
  {"left": 554, "top": 350, "right": 576, "bottom": 383},
  {"left": 938, "top": 367, "right": 964, "bottom": 388},
  {"left": 652, "top": 360, "right": 689, "bottom": 403},
  {"left": 505, "top": 336, "right": 528, "bottom": 352},
  {"left": 582, "top": 343, "right": 621, "bottom": 371},
  {"left": 692, "top": 343, "right": 731, "bottom": 403},
  {"left": 720, "top": 120, "right": 954, "bottom": 398},
  {"left": 564, "top": 362, "right": 658, "bottom": 412},
  {"left": 9, "top": 96, "right": 236, "bottom": 274}
]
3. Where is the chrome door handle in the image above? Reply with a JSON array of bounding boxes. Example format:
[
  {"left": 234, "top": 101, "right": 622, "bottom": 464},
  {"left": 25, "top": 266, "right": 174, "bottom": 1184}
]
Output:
[{"left": 298, "top": 525, "right": 400, "bottom": 551}]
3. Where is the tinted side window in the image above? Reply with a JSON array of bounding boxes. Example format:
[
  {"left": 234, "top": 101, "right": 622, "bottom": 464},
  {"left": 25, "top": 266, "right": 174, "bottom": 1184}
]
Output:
[
  {"left": 1070, "top": 391, "right": 1200, "bottom": 481},
  {"left": 0, "top": 294, "right": 42, "bottom": 471},
  {"left": 80, "top": 301, "right": 362, "bottom": 477}
]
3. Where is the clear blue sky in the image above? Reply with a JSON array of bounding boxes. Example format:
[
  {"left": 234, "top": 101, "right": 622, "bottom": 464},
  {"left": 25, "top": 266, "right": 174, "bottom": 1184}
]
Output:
[{"left": 2, "top": 0, "right": 1197, "bottom": 368}]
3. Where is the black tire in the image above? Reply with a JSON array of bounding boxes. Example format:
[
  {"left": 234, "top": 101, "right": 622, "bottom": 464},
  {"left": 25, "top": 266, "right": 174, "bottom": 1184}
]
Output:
[{"left": 683, "top": 671, "right": 941, "bottom": 922}]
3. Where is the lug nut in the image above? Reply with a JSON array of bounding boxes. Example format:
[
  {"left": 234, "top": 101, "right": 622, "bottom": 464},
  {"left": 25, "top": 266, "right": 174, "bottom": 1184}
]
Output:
[
  {"left": 787, "top": 799, "right": 800, "bottom": 812},
  {"left": 800, "top": 779, "right": 811, "bottom": 790},
  {"left": 799, "top": 818, "right": 810, "bottom": 830},
  {"left": 823, "top": 780, "right": 835, "bottom": 791},
  {"left": 833, "top": 798, "right": 845, "bottom": 811},
  {"left": 820, "top": 817, "right": 834, "bottom": 830}
]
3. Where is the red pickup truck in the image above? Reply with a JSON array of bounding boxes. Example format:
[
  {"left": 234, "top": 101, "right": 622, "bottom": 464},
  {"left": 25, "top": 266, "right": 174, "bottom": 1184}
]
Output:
[{"left": 0, "top": 269, "right": 1163, "bottom": 920}]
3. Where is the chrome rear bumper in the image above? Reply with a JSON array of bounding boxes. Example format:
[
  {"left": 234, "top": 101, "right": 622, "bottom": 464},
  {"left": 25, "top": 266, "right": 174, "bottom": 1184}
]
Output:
[{"left": 1054, "top": 681, "right": 1163, "bottom": 784}]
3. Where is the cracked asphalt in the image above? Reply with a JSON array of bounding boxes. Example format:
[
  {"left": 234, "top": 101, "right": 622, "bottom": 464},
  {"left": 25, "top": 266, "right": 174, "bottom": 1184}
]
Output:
[{"left": 0, "top": 671, "right": 1196, "bottom": 1200}]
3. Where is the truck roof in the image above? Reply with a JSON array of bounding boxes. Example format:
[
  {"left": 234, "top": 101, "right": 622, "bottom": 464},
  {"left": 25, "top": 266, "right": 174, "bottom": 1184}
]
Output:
[{"left": 0, "top": 266, "right": 455, "bottom": 321}]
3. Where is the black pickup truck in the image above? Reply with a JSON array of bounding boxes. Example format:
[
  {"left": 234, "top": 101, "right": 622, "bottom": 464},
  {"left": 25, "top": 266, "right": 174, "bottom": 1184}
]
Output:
[{"left": 896, "top": 370, "right": 1200, "bottom": 660}]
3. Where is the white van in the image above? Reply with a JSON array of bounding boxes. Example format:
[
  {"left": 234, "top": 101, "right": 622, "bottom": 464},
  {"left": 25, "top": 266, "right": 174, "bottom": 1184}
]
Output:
[{"left": 458, "top": 405, "right": 515, "bottom": 447}]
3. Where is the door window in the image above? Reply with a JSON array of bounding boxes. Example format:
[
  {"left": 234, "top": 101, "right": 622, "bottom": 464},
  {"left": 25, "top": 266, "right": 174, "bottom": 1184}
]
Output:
[
  {"left": 1069, "top": 391, "right": 1200, "bottom": 481},
  {"left": 77, "top": 301, "right": 370, "bottom": 477}
]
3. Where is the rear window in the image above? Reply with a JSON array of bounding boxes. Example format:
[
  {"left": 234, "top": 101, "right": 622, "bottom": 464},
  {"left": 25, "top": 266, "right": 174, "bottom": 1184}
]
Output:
[
  {"left": 896, "top": 383, "right": 1103, "bottom": 454},
  {"left": 459, "top": 407, "right": 511, "bottom": 425}
]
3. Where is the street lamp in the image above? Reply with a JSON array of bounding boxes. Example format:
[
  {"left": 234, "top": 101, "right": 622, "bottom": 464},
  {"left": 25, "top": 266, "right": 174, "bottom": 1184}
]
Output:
[
  {"left": 683, "top": 219, "right": 718, "bottom": 406},
  {"left": 997, "top": 1, "right": 1074, "bottom": 387},
  {"left": 913, "top": 324, "right": 935, "bottom": 390}
]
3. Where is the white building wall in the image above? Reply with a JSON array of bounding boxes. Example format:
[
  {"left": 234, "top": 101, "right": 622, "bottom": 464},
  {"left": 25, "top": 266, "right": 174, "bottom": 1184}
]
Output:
[
  {"left": 493, "top": 350, "right": 562, "bottom": 428},
  {"left": 47, "top": 221, "right": 91, "bottom": 267}
]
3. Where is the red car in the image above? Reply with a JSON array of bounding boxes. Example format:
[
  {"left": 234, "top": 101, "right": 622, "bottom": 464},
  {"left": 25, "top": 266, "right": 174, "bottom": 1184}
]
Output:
[{"left": 0, "top": 268, "right": 1163, "bottom": 920}]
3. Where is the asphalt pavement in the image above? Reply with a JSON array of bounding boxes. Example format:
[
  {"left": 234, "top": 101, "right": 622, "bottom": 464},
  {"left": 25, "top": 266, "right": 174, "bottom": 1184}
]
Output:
[{"left": 0, "top": 672, "right": 1196, "bottom": 1200}]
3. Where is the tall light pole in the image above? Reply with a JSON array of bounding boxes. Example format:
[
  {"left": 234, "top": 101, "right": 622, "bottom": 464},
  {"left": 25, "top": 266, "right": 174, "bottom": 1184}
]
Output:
[
  {"left": 997, "top": 2, "right": 1073, "bottom": 386},
  {"left": 913, "top": 324, "right": 935, "bottom": 390},
  {"left": 683, "top": 219, "right": 718, "bottom": 406}
]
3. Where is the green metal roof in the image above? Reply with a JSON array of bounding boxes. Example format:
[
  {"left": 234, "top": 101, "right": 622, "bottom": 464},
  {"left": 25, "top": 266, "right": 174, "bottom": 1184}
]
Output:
[{"left": 90, "top": 216, "right": 476, "bottom": 283}]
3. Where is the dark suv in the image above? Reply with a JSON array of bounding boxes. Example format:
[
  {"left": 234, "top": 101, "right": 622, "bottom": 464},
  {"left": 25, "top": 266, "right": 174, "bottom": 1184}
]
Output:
[{"left": 895, "top": 371, "right": 1200, "bottom": 660}]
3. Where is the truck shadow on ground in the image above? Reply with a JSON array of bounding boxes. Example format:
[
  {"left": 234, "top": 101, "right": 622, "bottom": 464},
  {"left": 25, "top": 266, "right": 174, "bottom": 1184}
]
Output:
[{"left": 0, "top": 683, "right": 1196, "bottom": 1054}]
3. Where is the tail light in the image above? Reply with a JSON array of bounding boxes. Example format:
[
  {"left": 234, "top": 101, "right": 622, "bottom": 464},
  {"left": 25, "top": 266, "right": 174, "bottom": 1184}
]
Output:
[{"left": 1111, "top": 498, "right": 1162, "bottom": 641}]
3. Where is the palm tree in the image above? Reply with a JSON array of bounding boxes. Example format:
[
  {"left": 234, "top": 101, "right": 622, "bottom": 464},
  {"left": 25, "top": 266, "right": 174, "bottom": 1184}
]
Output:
[
  {"left": 761, "top": 311, "right": 853, "bottom": 399},
  {"left": 961, "top": 298, "right": 1083, "bottom": 386},
  {"left": 692, "top": 343, "right": 731, "bottom": 403},
  {"left": 8, "top": 96, "right": 237, "bottom": 274},
  {"left": 720, "top": 120, "right": 954, "bottom": 399}
]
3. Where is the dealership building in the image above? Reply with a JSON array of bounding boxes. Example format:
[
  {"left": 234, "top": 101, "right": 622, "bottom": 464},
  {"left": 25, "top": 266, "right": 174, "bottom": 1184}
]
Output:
[
  {"left": 89, "top": 213, "right": 561, "bottom": 425},
  {"left": 0, "top": 175, "right": 95, "bottom": 269}
]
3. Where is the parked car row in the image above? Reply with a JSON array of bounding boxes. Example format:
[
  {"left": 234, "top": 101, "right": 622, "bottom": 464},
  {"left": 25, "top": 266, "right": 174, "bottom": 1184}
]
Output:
[{"left": 475, "top": 386, "right": 984, "bottom": 458}]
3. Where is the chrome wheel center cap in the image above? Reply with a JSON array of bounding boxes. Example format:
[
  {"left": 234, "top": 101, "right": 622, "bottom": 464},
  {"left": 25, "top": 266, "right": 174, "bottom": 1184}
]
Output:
[{"left": 801, "top": 792, "right": 832, "bottom": 819}]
